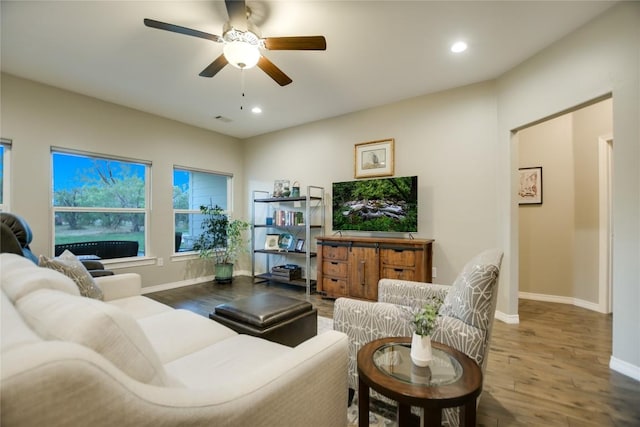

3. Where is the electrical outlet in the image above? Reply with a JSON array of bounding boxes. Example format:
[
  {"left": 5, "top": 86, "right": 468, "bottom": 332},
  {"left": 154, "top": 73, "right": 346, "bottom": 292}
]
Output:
[
  {"left": 157, "top": 257, "right": 164, "bottom": 266},
  {"left": 432, "top": 267, "right": 437, "bottom": 278}
]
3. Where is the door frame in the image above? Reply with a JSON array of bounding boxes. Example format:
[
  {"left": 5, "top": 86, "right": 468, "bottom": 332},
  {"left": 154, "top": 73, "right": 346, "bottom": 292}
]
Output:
[{"left": 598, "top": 134, "right": 613, "bottom": 314}]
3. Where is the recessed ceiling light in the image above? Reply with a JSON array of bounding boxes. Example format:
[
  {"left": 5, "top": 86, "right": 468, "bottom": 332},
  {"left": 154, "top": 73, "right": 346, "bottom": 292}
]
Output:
[
  {"left": 251, "top": 106, "right": 262, "bottom": 114},
  {"left": 451, "top": 41, "right": 468, "bottom": 53}
]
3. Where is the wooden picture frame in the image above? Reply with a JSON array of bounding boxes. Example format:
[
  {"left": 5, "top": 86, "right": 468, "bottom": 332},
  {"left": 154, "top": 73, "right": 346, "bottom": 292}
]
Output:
[
  {"left": 354, "top": 138, "right": 395, "bottom": 178},
  {"left": 518, "top": 167, "right": 543, "bottom": 205}
]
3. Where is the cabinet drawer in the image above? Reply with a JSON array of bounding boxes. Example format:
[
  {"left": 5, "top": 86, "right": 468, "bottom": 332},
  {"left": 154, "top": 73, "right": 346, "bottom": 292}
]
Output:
[
  {"left": 322, "top": 245, "right": 349, "bottom": 261},
  {"left": 322, "top": 277, "right": 347, "bottom": 297},
  {"left": 381, "top": 266, "right": 416, "bottom": 281},
  {"left": 381, "top": 248, "right": 417, "bottom": 267},
  {"left": 322, "top": 261, "right": 348, "bottom": 278}
]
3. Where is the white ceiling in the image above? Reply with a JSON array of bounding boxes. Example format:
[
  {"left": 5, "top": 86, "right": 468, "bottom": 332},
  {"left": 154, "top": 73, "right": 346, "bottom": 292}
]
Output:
[{"left": 1, "top": 1, "right": 616, "bottom": 139}]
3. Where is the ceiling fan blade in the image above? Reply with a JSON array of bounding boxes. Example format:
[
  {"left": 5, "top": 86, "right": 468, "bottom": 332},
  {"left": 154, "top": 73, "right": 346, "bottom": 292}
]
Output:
[
  {"left": 257, "top": 56, "right": 292, "bottom": 86},
  {"left": 225, "top": 0, "right": 247, "bottom": 31},
  {"left": 199, "top": 55, "right": 229, "bottom": 77},
  {"left": 264, "top": 36, "right": 327, "bottom": 51},
  {"left": 144, "top": 18, "right": 222, "bottom": 43}
]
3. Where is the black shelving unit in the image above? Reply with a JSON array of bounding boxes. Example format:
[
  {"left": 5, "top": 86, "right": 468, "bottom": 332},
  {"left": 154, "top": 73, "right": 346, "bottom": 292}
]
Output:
[{"left": 251, "top": 186, "right": 324, "bottom": 298}]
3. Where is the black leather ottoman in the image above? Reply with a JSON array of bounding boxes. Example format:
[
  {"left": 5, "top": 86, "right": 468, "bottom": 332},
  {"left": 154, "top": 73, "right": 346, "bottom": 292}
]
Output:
[{"left": 209, "top": 293, "right": 317, "bottom": 347}]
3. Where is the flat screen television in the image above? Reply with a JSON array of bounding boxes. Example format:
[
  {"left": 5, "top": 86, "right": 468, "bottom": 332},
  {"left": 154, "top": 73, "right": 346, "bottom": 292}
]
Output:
[{"left": 332, "top": 176, "right": 418, "bottom": 232}]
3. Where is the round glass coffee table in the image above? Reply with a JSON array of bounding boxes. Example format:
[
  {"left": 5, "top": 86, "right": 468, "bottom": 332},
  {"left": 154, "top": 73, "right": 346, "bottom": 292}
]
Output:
[{"left": 357, "top": 337, "right": 482, "bottom": 427}]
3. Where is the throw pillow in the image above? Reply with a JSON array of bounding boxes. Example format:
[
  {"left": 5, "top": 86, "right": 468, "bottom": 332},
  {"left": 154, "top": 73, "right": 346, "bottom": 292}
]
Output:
[
  {"left": 39, "top": 250, "right": 104, "bottom": 300},
  {"left": 17, "top": 289, "right": 170, "bottom": 386}
]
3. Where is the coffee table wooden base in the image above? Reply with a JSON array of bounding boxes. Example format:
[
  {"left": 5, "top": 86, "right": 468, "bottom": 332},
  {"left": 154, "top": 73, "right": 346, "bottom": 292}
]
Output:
[{"left": 357, "top": 337, "right": 482, "bottom": 427}]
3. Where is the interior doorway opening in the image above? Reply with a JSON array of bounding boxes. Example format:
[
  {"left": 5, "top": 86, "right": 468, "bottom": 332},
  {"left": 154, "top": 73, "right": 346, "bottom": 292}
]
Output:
[{"left": 515, "top": 95, "right": 613, "bottom": 313}]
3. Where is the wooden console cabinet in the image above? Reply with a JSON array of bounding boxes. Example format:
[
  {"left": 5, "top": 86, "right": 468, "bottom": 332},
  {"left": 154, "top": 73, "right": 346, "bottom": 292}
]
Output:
[{"left": 316, "top": 236, "right": 434, "bottom": 301}]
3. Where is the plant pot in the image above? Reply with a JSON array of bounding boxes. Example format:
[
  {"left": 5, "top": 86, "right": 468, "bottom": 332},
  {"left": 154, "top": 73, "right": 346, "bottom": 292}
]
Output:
[
  {"left": 410, "top": 333, "right": 433, "bottom": 367},
  {"left": 215, "top": 263, "right": 234, "bottom": 284}
]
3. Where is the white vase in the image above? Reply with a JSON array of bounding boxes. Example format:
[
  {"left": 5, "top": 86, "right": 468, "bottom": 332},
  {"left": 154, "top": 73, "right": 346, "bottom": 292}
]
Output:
[{"left": 410, "top": 333, "right": 433, "bottom": 367}]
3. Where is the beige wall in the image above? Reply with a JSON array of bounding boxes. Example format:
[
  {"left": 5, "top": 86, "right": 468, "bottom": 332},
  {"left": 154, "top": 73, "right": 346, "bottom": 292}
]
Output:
[
  {"left": 244, "top": 81, "right": 500, "bottom": 285},
  {"left": 518, "top": 99, "right": 612, "bottom": 305},
  {"left": 0, "top": 73, "right": 244, "bottom": 286},
  {"left": 518, "top": 114, "right": 575, "bottom": 297}
]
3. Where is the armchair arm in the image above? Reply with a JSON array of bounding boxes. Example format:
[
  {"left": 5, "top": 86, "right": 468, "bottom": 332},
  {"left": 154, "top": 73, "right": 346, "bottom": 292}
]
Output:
[
  {"left": 378, "top": 278, "right": 450, "bottom": 309},
  {"left": 95, "top": 273, "right": 141, "bottom": 301},
  {"left": 333, "top": 297, "right": 416, "bottom": 390}
]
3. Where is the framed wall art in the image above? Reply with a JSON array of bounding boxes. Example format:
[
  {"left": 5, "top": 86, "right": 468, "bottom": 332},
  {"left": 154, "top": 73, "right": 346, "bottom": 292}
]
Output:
[
  {"left": 518, "top": 167, "right": 543, "bottom": 205},
  {"left": 354, "top": 138, "right": 395, "bottom": 178}
]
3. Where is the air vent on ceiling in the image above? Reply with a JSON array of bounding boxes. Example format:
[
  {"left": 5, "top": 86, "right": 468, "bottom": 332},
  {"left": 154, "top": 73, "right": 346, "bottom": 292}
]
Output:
[{"left": 214, "top": 115, "right": 232, "bottom": 123}]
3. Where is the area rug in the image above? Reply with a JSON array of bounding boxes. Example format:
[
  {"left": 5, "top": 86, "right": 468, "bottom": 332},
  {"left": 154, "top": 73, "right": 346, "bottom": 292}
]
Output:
[{"left": 317, "top": 316, "right": 397, "bottom": 426}]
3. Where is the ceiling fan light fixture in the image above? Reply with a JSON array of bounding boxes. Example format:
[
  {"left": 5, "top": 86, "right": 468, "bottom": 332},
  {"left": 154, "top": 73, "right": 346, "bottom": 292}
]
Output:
[{"left": 223, "top": 40, "right": 260, "bottom": 69}]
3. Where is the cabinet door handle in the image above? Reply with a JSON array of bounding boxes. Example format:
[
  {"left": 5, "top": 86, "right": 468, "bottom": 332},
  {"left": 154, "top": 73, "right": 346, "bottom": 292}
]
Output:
[
  {"left": 359, "top": 261, "right": 365, "bottom": 286},
  {"left": 331, "top": 262, "right": 338, "bottom": 265},
  {"left": 394, "top": 268, "right": 403, "bottom": 272}
]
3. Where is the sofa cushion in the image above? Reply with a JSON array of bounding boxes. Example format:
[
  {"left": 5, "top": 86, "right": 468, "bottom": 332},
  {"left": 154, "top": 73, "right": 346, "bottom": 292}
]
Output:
[
  {"left": 164, "top": 334, "right": 290, "bottom": 389},
  {"left": 16, "top": 289, "right": 170, "bottom": 386},
  {"left": 138, "top": 309, "right": 237, "bottom": 363},
  {"left": 1, "top": 253, "right": 80, "bottom": 303},
  {"left": 1, "top": 291, "right": 42, "bottom": 352},
  {"left": 39, "top": 250, "right": 103, "bottom": 300},
  {"left": 107, "top": 295, "right": 174, "bottom": 319}
]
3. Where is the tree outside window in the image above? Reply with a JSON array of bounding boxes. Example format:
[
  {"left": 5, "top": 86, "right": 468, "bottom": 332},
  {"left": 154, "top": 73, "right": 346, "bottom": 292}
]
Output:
[{"left": 52, "top": 151, "right": 148, "bottom": 257}]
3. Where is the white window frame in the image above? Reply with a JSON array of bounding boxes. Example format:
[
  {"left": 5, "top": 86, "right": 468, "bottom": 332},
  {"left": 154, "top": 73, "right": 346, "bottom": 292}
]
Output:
[
  {"left": 51, "top": 147, "right": 152, "bottom": 265},
  {"left": 0, "top": 138, "right": 12, "bottom": 212},
  {"left": 172, "top": 165, "right": 233, "bottom": 257}
]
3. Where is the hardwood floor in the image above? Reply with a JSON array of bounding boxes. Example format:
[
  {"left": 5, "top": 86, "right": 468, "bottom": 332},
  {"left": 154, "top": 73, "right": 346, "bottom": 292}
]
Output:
[{"left": 146, "top": 277, "right": 640, "bottom": 426}]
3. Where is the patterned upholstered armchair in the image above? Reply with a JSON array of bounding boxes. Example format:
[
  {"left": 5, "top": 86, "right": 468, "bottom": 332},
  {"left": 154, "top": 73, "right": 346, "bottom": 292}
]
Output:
[{"left": 333, "top": 248, "right": 503, "bottom": 426}]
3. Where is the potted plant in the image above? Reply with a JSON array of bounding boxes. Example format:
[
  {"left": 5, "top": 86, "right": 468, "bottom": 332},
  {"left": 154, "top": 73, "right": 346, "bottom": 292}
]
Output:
[
  {"left": 193, "top": 205, "right": 250, "bottom": 284},
  {"left": 410, "top": 297, "right": 443, "bottom": 366}
]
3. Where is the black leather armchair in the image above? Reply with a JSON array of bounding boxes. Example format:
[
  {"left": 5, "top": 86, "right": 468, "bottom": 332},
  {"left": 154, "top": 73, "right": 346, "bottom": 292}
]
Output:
[{"left": 0, "top": 212, "right": 113, "bottom": 277}]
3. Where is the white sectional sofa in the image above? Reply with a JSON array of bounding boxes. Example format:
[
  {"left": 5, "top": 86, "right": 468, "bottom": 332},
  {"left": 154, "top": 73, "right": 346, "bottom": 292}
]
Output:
[{"left": 0, "top": 253, "right": 348, "bottom": 426}]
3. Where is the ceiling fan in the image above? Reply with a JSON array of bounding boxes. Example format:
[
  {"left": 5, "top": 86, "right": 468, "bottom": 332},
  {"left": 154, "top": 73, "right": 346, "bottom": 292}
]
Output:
[{"left": 144, "top": 0, "right": 326, "bottom": 86}]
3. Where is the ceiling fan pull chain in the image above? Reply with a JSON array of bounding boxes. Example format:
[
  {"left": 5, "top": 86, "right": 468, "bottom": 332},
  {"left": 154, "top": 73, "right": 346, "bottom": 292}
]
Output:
[{"left": 240, "top": 68, "right": 245, "bottom": 110}]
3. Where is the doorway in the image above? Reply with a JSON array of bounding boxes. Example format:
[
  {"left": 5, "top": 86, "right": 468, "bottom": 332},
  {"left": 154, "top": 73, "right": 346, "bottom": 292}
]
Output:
[{"left": 516, "top": 97, "right": 613, "bottom": 313}]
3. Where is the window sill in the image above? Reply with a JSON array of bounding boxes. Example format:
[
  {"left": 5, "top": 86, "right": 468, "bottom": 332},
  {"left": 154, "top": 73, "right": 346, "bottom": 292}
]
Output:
[
  {"left": 101, "top": 256, "right": 157, "bottom": 269},
  {"left": 170, "top": 252, "right": 200, "bottom": 262}
]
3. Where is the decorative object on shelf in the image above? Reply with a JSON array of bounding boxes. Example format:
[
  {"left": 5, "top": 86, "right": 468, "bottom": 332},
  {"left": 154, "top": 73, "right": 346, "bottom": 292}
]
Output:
[
  {"left": 273, "top": 179, "right": 290, "bottom": 198},
  {"left": 518, "top": 166, "right": 543, "bottom": 205},
  {"left": 271, "top": 264, "right": 302, "bottom": 280},
  {"left": 193, "top": 205, "right": 250, "bottom": 284},
  {"left": 291, "top": 181, "right": 301, "bottom": 197},
  {"left": 264, "top": 234, "right": 280, "bottom": 250},
  {"left": 354, "top": 138, "right": 395, "bottom": 178},
  {"left": 295, "top": 239, "right": 305, "bottom": 252},
  {"left": 410, "top": 297, "right": 443, "bottom": 367},
  {"left": 278, "top": 232, "right": 296, "bottom": 251}
]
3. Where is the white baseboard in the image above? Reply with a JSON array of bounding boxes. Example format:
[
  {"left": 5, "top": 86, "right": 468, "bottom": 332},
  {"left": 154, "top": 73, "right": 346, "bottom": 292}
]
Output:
[
  {"left": 140, "top": 275, "right": 215, "bottom": 294},
  {"left": 519, "top": 291, "right": 604, "bottom": 313},
  {"left": 495, "top": 310, "right": 520, "bottom": 324},
  {"left": 610, "top": 356, "right": 640, "bottom": 381}
]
